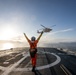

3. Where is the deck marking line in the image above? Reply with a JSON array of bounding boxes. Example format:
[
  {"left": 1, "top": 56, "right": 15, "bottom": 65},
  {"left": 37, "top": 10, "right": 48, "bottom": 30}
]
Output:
[
  {"left": 1, "top": 52, "right": 29, "bottom": 75},
  {"left": 60, "top": 64, "right": 72, "bottom": 75},
  {"left": 14, "top": 51, "right": 61, "bottom": 71}
]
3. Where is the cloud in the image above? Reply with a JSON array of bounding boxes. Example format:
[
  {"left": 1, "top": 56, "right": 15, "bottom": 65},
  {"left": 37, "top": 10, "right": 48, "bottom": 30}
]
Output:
[
  {"left": 37, "top": 28, "right": 74, "bottom": 44},
  {"left": 50, "top": 28, "right": 73, "bottom": 35}
]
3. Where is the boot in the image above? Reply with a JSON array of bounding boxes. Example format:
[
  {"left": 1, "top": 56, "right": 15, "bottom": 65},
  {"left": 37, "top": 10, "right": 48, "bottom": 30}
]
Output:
[{"left": 32, "top": 66, "right": 35, "bottom": 72}]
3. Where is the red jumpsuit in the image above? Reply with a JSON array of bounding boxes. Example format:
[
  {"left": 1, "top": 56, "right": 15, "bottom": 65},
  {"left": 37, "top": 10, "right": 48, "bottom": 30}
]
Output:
[
  {"left": 28, "top": 40, "right": 38, "bottom": 67},
  {"left": 24, "top": 32, "right": 43, "bottom": 67}
]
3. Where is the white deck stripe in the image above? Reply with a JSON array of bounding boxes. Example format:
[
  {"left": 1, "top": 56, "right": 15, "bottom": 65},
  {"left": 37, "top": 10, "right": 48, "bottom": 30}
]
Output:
[
  {"left": 37, "top": 52, "right": 61, "bottom": 70},
  {"left": 1, "top": 51, "right": 61, "bottom": 74},
  {"left": 0, "top": 66, "right": 7, "bottom": 71},
  {"left": 1, "top": 52, "right": 29, "bottom": 75},
  {"left": 14, "top": 51, "right": 61, "bottom": 71}
]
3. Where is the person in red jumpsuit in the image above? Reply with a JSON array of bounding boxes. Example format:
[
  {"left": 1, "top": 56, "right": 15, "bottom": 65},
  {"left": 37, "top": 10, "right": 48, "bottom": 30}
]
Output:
[{"left": 24, "top": 32, "right": 43, "bottom": 72}]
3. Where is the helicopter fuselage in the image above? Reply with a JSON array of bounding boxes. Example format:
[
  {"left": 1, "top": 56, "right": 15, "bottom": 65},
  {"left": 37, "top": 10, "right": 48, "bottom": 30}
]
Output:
[
  {"left": 43, "top": 28, "right": 52, "bottom": 32},
  {"left": 37, "top": 24, "right": 55, "bottom": 33}
]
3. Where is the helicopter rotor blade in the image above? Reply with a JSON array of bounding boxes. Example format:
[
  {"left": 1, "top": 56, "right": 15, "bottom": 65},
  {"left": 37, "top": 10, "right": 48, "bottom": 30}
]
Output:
[
  {"left": 50, "top": 25, "right": 56, "bottom": 28},
  {"left": 41, "top": 24, "right": 46, "bottom": 28}
]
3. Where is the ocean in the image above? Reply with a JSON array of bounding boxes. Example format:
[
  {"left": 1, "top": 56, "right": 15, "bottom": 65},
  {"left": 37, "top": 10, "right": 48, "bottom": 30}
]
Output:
[{"left": 0, "top": 42, "right": 14, "bottom": 50}]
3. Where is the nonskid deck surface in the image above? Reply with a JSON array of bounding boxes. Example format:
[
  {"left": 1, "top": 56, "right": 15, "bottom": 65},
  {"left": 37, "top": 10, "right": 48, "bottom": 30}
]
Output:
[{"left": 0, "top": 48, "right": 75, "bottom": 75}]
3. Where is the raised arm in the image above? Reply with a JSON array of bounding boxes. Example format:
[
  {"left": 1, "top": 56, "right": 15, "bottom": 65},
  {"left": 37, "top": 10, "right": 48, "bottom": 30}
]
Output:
[
  {"left": 37, "top": 31, "right": 43, "bottom": 41},
  {"left": 23, "top": 33, "right": 30, "bottom": 43}
]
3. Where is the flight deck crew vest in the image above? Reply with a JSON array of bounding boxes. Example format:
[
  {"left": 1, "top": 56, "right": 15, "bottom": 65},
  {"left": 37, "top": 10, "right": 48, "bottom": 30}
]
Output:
[{"left": 29, "top": 41, "right": 38, "bottom": 58}]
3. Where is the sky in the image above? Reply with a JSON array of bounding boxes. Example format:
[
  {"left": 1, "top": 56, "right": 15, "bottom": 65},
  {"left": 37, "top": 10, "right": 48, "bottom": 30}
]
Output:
[{"left": 0, "top": 0, "right": 76, "bottom": 47}]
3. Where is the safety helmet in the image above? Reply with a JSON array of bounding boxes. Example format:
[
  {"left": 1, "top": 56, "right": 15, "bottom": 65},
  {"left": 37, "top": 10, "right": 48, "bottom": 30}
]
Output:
[{"left": 31, "top": 36, "right": 36, "bottom": 41}]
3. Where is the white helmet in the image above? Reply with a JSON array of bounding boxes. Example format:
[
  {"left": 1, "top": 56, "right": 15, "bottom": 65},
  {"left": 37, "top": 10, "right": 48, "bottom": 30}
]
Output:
[{"left": 31, "top": 36, "right": 36, "bottom": 41}]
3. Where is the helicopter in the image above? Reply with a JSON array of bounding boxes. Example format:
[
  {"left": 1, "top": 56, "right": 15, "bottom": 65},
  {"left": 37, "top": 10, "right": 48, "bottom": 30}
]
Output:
[{"left": 37, "top": 24, "right": 56, "bottom": 33}]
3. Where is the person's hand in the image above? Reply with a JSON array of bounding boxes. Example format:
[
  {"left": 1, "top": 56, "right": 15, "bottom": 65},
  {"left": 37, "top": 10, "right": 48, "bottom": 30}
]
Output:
[
  {"left": 41, "top": 31, "right": 44, "bottom": 34},
  {"left": 23, "top": 33, "right": 26, "bottom": 36}
]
